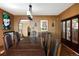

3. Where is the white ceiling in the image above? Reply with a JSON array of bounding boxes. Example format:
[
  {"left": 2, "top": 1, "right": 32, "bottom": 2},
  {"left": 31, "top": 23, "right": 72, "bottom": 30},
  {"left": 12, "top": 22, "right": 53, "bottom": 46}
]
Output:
[
  {"left": 0, "top": 0, "right": 78, "bottom": 3},
  {"left": 0, "top": 3, "right": 74, "bottom": 15}
]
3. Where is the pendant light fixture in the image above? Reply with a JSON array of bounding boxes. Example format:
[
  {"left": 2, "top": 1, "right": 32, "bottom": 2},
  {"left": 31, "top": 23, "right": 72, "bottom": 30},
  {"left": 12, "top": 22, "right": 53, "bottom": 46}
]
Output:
[{"left": 27, "top": 4, "right": 33, "bottom": 20}]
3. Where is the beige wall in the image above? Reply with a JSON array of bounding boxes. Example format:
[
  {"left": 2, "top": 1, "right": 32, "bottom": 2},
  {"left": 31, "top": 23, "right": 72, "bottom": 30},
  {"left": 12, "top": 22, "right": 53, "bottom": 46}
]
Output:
[
  {"left": 54, "top": 16, "right": 61, "bottom": 39},
  {"left": 14, "top": 15, "right": 58, "bottom": 38}
]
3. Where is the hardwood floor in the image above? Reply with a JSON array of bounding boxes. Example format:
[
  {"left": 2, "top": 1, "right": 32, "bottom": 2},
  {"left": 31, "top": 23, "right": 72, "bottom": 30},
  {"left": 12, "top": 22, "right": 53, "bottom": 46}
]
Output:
[
  {"left": 3, "top": 37, "right": 45, "bottom": 56},
  {"left": 60, "top": 43, "right": 79, "bottom": 56},
  {"left": 0, "top": 46, "right": 5, "bottom": 55},
  {"left": 1, "top": 36, "right": 79, "bottom": 56}
]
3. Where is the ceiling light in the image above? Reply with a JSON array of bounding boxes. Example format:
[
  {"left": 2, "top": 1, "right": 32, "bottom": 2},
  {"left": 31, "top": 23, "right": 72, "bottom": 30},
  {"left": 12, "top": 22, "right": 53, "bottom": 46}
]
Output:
[{"left": 27, "top": 4, "right": 33, "bottom": 20}]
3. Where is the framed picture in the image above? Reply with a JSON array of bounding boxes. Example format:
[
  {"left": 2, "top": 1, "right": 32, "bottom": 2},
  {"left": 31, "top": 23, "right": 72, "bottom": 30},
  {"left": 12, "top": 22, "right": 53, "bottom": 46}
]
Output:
[
  {"left": 2, "top": 12, "right": 11, "bottom": 30},
  {"left": 40, "top": 20, "right": 48, "bottom": 31}
]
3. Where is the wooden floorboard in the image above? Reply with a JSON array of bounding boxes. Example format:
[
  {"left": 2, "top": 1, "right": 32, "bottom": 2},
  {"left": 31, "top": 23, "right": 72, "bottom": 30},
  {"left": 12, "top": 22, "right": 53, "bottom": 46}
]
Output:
[
  {"left": 4, "top": 37, "right": 45, "bottom": 56},
  {"left": 60, "top": 43, "right": 78, "bottom": 56}
]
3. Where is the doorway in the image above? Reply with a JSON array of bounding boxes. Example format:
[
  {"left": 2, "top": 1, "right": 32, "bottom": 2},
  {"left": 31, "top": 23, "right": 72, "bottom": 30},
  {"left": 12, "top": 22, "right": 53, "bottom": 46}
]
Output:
[{"left": 19, "top": 20, "right": 31, "bottom": 37}]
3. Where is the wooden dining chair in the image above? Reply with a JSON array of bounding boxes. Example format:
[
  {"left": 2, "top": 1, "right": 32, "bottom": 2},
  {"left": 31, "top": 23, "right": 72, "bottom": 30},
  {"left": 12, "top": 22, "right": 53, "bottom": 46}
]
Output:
[
  {"left": 30, "top": 31, "right": 37, "bottom": 43},
  {"left": 3, "top": 34, "right": 13, "bottom": 50},
  {"left": 47, "top": 33, "right": 52, "bottom": 56},
  {"left": 14, "top": 32, "right": 20, "bottom": 44},
  {"left": 3, "top": 31, "right": 15, "bottom": 45},
  {"left": 49, "top": 39, "right": 61, "bottom": 56}
]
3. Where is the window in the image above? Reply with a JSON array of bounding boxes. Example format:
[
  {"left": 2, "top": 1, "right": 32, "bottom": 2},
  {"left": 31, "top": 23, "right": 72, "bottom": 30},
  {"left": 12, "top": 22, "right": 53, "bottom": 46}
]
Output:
[
  {"left": 66, "top": 20, "right": 71, "bottom": 41},
  {"left": 72, "top": 18, "right": 78, "bottom": 44},
  {"left": 62, "top": 21, "right": 65, "bottom": 39}
]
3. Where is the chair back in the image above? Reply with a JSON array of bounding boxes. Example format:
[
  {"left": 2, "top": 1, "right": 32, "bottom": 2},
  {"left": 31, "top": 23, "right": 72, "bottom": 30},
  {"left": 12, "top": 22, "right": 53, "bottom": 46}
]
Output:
[
  {"left": 3, "top": 34, "right": 13, "bottom": 50},
  {"left": 50, "top": 39, "right": 61, "bottom": 56},
  {"left": 14, "top": 32, "right": 20, "bottom": 44},
  {"left": 3, "top": 31, "right": 14, "bottom": 44},
  {"left": 30, "top": 31, "right": 37, "bottom": 43},
  {"left": 47, "top": 33, "right": 52, "bottom": 55}
]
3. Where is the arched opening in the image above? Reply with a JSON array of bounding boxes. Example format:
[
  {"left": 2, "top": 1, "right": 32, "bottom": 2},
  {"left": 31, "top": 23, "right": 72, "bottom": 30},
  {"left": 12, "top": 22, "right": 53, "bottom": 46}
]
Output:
[{"left": 19, "top": 20, "right": 31, "bottom": 37}]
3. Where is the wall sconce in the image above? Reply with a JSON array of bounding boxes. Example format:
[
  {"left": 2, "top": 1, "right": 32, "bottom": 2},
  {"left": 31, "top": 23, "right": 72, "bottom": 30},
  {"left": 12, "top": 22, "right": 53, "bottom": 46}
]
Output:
[
  {"left": 52, "top": 22, "right": 54, "bottom": 27},
  {"left": 35, "top": 22, "right": 37, "bottom": 27}
]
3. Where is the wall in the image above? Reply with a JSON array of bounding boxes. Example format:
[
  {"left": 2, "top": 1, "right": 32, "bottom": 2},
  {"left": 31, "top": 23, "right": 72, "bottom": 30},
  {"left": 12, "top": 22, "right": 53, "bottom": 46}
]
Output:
[
  {"left": 0, "top": 8, "right": 14, "bottom": 47},
  {"left": 14, "top": 15, "right": 58, "bottom": 38},
  {"left": 55, "top": 4, "right": 79, "bottom": 40},
  {"left": 54, "top": 16, "right": 61, "bottom": 39},
  {"left": 0, "top": 18, "right": 3, "bottom": 47},
  {"left": 13, "top": 4, "right": 79, "bottom": 40},
  {"left": 59, "top": 4, "right": 79, "bottom": 20}
]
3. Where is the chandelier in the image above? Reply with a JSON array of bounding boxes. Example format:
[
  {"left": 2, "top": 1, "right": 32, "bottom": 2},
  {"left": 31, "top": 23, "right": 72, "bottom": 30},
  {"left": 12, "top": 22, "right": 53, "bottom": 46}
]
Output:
[{"left": 27, "top": 4, "right": 33, "bottom": 20}]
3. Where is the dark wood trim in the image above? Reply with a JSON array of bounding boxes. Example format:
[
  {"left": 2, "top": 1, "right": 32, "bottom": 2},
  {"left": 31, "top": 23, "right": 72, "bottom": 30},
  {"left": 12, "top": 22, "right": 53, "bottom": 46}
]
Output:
[
  {"left": 61, "top": 15, "right": 79, "bottom": 21},
  {"left": 70, "top": 19, "right": 72, "bottom": 42},
  {"left": 3, "top": 31, "right": 15, "bottom": 35}
]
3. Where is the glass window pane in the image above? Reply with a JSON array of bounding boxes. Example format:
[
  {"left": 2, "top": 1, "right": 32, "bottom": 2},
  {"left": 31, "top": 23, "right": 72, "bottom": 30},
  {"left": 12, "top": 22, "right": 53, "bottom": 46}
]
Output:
[
  {"left": 66, "top": 20, "right": 71, "bottom": 41},
  {"left": 63, "top": 22, "right": 65, "bottom": 39},
  {"left": 72, "top": 18, "right": 78, "bottom": 44}
]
